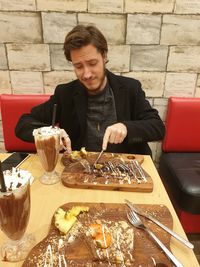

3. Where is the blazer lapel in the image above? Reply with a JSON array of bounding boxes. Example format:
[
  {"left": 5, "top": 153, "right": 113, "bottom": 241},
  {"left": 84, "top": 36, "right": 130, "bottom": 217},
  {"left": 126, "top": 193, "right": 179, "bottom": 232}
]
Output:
[
  {"left": 73, "top": 82, "right": 87, "bottom": 135},
  {"left": 107, "top": 71, "right": 129, "bottom": 121}
]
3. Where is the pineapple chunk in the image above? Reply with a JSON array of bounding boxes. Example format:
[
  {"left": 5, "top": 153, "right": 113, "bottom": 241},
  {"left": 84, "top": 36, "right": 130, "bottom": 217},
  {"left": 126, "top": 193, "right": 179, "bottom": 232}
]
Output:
[
  {"left": 94, "top": 163, "right": 103, "bottom": 169},
  {"left": 69, "top": 147, "right": 88, "bottom": 161},
  {"left": 70, "top": 150, "right": 81, "bottom": 161},
  {"left": 65, "top": 206, "right": 89, "bottom": 219},
  {"left": 54, "top": 206, "right": 89, "bottom": 235},
  {"left": 80, "top": 147, "right": 88, "bottom": 157}
]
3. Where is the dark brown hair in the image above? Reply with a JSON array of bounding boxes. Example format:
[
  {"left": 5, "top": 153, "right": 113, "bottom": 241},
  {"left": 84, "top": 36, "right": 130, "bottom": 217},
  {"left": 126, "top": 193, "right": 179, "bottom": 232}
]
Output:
[{"left": 63, "top": 25, "right": 108, "bottom": 61}]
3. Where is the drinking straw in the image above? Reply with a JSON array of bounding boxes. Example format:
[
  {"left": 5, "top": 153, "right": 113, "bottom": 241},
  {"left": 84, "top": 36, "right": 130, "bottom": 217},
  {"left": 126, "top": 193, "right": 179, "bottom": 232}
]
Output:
[
  {"left": 52, "top": 103, "right": 57, "bottom": 128},
  {"left": 0, "top": 161, "right": 6, "bottom": 192}
]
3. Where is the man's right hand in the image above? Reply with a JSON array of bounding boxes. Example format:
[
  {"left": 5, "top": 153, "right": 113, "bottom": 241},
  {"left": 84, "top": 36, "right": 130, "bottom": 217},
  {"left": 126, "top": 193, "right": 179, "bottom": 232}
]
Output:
[
  {"left": 102, "top": 122, "right": 127, "bottom": 150},
  {"left": 60, "top": 129, "right": 72, "bottom": 154}
]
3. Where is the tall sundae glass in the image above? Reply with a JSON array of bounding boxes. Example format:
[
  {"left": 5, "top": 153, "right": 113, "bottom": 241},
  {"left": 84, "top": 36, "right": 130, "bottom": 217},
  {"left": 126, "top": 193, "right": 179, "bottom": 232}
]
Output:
[
  {"left": 0, "top": 169, "right": 35, "bottom": 262},
  {"left": 33, "top": 126, "right": 61, "bottom": 185}
]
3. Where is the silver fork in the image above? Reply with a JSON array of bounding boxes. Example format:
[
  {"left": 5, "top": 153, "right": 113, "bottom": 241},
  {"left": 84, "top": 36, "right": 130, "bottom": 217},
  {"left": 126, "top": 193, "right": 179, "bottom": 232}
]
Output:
[{"left": 127, "top": 210, "right": 184, "bottom": 267}]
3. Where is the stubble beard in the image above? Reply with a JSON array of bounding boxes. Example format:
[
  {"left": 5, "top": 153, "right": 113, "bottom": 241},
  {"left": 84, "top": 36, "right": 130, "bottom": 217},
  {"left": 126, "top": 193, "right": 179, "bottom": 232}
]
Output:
[{"left": 84, "top": 67, "right": 107, "bottom": 95}]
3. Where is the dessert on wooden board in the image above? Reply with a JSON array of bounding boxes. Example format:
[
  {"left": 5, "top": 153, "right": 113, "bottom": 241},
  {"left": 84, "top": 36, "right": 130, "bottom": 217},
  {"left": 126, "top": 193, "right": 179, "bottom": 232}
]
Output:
[
  {"left": 22, "top": 203, "right": 173, "bottom": 266},
  {"left": 61, "top": 149, "right": 153, "bottom": 192}
]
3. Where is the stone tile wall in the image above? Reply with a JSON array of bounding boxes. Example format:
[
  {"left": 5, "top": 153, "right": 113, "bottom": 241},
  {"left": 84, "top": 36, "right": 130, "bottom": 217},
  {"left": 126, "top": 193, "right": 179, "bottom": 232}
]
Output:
[{"left": 0, "top": 0, "right": 200, "bottom": 162}]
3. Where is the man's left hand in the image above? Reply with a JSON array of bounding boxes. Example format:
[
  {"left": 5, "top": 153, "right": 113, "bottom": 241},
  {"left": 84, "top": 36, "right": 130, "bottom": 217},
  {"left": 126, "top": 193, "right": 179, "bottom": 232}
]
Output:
[{"left": 60, "top": 129, "right": 72, "bottom": 154}]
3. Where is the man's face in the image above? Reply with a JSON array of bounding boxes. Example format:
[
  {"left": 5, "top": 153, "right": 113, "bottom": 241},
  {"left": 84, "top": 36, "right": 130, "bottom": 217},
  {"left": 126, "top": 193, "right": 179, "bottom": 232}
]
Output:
[{"left": 70, "top": 44, "right": 107, "bottom": 95}]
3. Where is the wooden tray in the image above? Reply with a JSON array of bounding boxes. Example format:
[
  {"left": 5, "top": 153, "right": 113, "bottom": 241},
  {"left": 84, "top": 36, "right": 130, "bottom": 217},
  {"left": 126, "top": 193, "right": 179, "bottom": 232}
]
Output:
[
  {"left": 22, "top": 203, "right": 173, "bottom": 267},
  {"left": 61, "top": 152, "right": 153, "bottom": 192}
]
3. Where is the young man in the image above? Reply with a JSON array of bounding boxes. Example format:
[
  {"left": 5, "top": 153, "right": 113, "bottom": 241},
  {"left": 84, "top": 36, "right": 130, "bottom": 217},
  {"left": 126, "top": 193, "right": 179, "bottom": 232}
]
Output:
[{"left": 15, "top": 25, "right": 165, "bottom": 156}]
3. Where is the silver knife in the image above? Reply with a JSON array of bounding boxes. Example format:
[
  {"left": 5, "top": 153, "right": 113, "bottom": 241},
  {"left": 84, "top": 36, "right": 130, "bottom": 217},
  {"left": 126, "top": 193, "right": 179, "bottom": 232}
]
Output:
[
  {"left": 94, "top": 149, "right": 104, "bottom": 166},
  {"left": 125, "top": 199, "right": 194, "bottom": 249}
]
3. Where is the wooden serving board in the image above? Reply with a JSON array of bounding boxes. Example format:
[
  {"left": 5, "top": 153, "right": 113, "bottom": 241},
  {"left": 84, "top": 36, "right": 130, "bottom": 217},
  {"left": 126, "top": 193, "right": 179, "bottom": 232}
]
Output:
[
  {"left": 22, "top": 203, "right": 173, "bottom": 267},
  {"left": 61, "top": 152, "right": 153, "bottom": 192}
]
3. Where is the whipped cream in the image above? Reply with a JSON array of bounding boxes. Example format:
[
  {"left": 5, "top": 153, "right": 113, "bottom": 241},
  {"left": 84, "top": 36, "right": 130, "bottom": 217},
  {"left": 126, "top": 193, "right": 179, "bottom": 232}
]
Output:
[
  {"left": 3, "top": 168, "right": 34, "bottom": 191},
  {"left": 33, "top": 126, "right": 60, "bottom": 137}
]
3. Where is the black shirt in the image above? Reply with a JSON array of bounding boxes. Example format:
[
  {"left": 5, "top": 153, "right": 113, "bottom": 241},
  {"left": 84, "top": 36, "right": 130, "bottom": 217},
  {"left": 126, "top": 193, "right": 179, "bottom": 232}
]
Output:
[{"left": 85, "top": 83, "right": 117, "bottom": 152}]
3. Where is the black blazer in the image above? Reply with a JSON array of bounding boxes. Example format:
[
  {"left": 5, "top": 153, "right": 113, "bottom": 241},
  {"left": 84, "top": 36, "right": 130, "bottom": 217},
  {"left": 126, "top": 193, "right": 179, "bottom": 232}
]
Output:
[{"left": 15, "top": 70, "right": 165, "bottom": 155}]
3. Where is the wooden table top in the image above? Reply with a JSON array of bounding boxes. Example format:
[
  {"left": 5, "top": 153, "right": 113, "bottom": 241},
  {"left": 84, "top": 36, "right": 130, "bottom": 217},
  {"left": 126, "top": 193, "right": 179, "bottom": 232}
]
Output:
[{"left": 0, "top": 153, "right": 199, "bottom": 267}]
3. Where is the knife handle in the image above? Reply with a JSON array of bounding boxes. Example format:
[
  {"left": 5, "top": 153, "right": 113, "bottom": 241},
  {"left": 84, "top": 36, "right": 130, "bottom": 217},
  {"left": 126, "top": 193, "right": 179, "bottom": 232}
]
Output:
[{"left": 149, "top": 216, "right": 194, "bottom": 249}]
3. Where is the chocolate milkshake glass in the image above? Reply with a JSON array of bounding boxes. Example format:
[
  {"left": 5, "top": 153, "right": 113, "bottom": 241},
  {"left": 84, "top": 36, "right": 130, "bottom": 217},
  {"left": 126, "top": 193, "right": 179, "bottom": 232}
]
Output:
[
  {"left": 0, "top": 172, "right": 35, "bottom": 262},
  {"left": 33, "top": 126, "right": 61, "bottom": 184}
]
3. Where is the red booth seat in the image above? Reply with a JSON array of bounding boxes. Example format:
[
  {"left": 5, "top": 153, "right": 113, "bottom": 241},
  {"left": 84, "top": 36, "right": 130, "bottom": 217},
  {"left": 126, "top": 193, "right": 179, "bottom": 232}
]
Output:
[
  {"left": 162, "top": 97, "right": 200, "bottom": 152},
  {"left": 159, "top": 97, "right": 200, "bottom": 233},
  {"left": 0, "top": 94, "right": 50, "bottom": 152}
]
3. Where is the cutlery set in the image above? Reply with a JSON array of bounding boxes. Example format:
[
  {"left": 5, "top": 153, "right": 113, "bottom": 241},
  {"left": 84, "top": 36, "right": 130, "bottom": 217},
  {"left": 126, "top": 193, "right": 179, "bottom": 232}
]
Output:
[
  {"left": 125, "top": 199, "right": 193, "bottom": 249},
  {"left": 125, "top": 199, "right": 194, "bottom": 267}
]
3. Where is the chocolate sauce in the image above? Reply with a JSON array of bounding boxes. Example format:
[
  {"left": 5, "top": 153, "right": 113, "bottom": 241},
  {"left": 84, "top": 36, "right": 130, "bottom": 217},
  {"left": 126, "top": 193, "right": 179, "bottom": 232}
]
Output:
[{"left": 0, "top": 183, "right": 30, "bottom": 240}]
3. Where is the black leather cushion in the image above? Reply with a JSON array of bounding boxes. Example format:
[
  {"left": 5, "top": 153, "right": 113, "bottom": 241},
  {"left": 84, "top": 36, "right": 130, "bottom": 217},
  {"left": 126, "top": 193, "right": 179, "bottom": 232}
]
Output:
[{"left": 159, "top": 152, "right": 200, "bottom": 214}]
